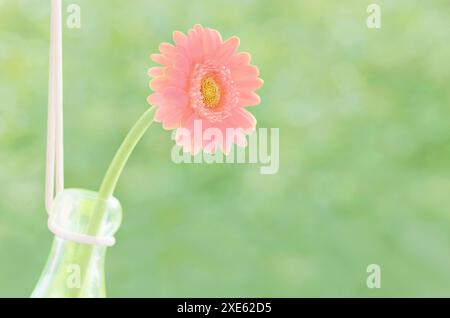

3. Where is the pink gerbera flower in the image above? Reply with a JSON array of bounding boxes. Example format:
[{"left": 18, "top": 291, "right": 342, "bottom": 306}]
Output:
[{"left": 147, "top": 24, "right": 263, "bottom": 154}]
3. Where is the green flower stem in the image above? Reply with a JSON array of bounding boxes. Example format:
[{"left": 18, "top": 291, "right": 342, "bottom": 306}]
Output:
[
  {"left": 77, "top": 106, "right": 155, "bottom": 296},
  {"left": 90, "top": 106, "right": 156, "bottom": 234}
]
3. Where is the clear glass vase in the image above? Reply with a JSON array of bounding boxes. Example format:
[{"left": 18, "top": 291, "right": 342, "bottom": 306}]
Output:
[{"left": 31, "top": 189, "right": 122, "bottom": 298}]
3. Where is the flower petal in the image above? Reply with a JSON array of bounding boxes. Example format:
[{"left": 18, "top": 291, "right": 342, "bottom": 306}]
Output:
[
  {"left": 203, "top": 28, "right": 219, "bottom": 58},
  {"left": 162, "top": 86, "right": 189, "bottom": 108},
  {"left": 155, "top": 100, "right": 192, "bottom": 130},
  {"left": 174, "top": 53, "right": 190, "bottom": 75},
  {"left": 149, "top": 76, "right": 169, "bottom": 91},
  {"left": 228, "top": 52, "right": 251, "bottom": 70},
  {"left": 147, "top": 92, "right": 165, "bottom": 106},
  {"left": 232, "top": 108, "right": 257, "bottom": 131},
  {"left": 172, "top": 31, "right": 187, "bottom": 47},
  {"left": 159, "top": 42, "right": 176, "bottom": 58},
  {"left": 236, "top": 78, "right": 264, "bottom": 91},
  {"left": 148, "top": 67, "right": 164, "bottom": 77},
  {"left": 216, "top": 36, "right": 240, "bottom": 64},
  {"left": 231, "top": 65, "right": 260, "bottom": 81},
  {"left": 150, "top": 54, "right": 171, "bottom": 66},
  {"left": 238, "top": 91, "right": 261, "bottom": 107},
  {"left": 193, "top": 24, "right": 205, "bottom": 61},
  {"left": 165, "top": 67, "right": 188, "bottom": 89},
  {"left": 187, "top": 28, "right": 204, "bottom": 63}
]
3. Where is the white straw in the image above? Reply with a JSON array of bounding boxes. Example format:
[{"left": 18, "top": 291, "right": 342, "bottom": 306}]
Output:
[
  {"left": 45, "top": 0, "right": 64, "bottom": 214},
  {"left": 44, "top": 2, "right": 111, "bottom": 246}
]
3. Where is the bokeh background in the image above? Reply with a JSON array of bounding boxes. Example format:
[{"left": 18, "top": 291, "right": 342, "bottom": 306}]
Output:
[{"left": 1, "top": 0, "right": 450, "bottom": 297}]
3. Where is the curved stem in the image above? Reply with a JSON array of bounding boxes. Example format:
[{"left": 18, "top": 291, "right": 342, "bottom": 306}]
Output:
[
  {"left": 76, "top": 106, "right": 155, "bottom": 297},
  {"left": 87, "top": 106, "right": 156, "bottom": 236},
  {"left": 99, "top": 106, "right": 156, "bottom": 200}
]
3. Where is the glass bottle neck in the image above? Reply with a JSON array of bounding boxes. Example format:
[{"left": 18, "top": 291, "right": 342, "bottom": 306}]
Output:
[{"left": 32, "top": 189, "right": 122, "bottom": 298}]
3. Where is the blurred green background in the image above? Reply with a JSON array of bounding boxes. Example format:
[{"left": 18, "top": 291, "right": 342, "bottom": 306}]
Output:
[{"left": 1, "top": 0, "right": 450, "bottom": 297}]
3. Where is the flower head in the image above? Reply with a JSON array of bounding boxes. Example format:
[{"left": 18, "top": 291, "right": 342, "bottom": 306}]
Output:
[{"left": 147, "top": 25, "right": 263, "bottom": 154}]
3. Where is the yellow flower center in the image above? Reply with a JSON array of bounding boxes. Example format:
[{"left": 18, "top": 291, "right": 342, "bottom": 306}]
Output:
[{"left": 201, "top": 76, "right": 221, "bottom": 108}]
